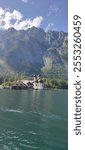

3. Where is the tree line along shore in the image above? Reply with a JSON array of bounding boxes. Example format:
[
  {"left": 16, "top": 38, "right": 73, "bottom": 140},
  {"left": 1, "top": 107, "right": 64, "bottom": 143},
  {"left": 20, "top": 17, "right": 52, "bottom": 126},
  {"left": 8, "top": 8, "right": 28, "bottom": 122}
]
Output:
[{"left": 0, "top": 74, "right": 68, "bottom": 89}]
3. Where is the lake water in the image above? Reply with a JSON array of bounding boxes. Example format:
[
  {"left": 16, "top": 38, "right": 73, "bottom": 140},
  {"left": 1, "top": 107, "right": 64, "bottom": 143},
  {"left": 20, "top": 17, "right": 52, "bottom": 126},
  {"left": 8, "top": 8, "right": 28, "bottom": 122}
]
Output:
[{"left": 0, "top": 89, "right": 68, "bottom": 150}]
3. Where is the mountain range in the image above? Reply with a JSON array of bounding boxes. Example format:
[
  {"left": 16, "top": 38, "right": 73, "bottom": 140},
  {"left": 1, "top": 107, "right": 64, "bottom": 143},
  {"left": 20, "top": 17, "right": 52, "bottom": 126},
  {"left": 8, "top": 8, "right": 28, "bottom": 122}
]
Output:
[{"left": 0, "top": 27, "right": 68, "bottom": 78}]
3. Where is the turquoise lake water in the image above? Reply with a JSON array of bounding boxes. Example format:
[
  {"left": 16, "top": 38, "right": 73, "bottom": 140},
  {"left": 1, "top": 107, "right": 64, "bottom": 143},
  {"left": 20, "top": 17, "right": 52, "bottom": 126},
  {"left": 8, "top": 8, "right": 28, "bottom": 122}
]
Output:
[{"left": 0, "top": 89, "right": 68, "bottom": 150}]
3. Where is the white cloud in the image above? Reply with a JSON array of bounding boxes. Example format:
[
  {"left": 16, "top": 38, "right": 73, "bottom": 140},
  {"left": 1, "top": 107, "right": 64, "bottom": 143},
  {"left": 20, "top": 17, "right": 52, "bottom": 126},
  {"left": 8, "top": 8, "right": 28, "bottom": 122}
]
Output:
[
  {"left": 45, "top": 23, "right": 57, "bottom": 31},
  {"left": 45, "top": 23, "right": 54, "bottom": 31},
  {"left": 0, "top": 7, "right": 43, "bottom": 30},
  {"left": 11, "top": 10, "right": 23, "bottom": 20},
  {"left": 31, "top": 16, "right": 43, "bottom": 28},
  {"left": 0, "top": 7, "right": 5, "bottom": 16},
  {"left": 14, "top": 16, "right": 43, "bottom": 30},
  {"left": 20, "top": 0, "right": 29, "bottom": 3},
  {"left": 48, "top": 4, "right": 59, "bottom": 16},
  {"left": 19, "top": 0, "right": 35, "bottom": 5}
]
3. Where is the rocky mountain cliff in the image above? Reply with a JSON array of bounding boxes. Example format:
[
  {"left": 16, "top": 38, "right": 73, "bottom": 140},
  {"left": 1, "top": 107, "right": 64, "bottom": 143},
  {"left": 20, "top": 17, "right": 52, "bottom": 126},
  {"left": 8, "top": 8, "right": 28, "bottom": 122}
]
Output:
[{"left": 0, "top": 27, "right": 68, "bottom": 78}]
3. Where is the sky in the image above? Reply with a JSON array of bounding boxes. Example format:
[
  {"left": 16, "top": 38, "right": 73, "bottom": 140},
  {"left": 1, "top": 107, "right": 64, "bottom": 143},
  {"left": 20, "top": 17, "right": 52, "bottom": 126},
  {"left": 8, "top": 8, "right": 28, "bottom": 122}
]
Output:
[{"left": 0, "top": 0, "right": 68, "bottom": 32}]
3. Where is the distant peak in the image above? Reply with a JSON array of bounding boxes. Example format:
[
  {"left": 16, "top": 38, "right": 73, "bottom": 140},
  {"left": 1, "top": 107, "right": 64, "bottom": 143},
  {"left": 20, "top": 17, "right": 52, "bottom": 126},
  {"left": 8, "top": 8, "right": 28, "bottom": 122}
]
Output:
[{"left": 7, "top": 27, "right": 17, "bottom": 32}]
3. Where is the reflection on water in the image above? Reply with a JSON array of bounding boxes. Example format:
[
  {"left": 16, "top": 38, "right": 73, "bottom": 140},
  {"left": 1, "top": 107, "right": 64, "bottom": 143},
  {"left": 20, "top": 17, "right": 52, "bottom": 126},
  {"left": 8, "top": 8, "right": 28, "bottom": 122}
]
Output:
[{"left": 0, "top": 90, "right": 68, "bottom": 150}]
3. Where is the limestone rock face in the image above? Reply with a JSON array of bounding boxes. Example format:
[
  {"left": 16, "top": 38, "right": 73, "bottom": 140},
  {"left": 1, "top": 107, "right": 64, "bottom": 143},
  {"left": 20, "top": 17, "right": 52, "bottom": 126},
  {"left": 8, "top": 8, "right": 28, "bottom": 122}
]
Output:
[{"left": 0, "top": 27, "right": 68, "bottom": 78}]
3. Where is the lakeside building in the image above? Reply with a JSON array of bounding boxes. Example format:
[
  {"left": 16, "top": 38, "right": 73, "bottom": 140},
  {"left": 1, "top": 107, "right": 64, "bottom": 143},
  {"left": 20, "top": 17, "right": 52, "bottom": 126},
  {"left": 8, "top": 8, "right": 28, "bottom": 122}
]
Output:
[
  {"left": 33, "top": 75, "right": 44, "bottom": 90},
  {"left": 11, "top": 75, "right": 44, "bottom": 90},
  {"left": 11, "top": 80, "right": 33, "bottom": 89}
]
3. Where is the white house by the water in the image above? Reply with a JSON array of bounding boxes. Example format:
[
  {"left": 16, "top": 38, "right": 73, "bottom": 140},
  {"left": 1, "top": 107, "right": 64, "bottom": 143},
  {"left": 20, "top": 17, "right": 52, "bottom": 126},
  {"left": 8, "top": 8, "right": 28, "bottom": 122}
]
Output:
[
  {"left": 33, "top": 75, "right": 44, "bottom": 90},
  {"left": 11, "top": 75, "right": 44, "bottom": 90}
]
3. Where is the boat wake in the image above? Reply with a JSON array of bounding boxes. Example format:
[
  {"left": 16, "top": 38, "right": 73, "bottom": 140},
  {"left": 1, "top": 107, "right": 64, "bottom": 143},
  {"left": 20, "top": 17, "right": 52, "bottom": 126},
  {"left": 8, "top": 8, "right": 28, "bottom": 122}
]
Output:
[
  {"left": 30, "top": 111, "right": 67, "bottom": 122},
  {"left": 0, "top": 107, "right": 24, "bottom": 114}
]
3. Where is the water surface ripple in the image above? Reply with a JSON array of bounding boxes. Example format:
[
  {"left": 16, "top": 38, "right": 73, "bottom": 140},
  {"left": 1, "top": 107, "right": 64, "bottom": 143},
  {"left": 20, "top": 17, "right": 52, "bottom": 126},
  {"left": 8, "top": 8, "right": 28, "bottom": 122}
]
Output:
[{"left": 0, "top": 90, "right": 68, "bottom": 150}]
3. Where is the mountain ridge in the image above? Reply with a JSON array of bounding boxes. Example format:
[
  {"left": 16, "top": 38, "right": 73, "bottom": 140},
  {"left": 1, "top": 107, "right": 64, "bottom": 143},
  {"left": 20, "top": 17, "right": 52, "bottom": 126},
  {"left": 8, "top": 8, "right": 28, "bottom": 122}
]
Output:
[{"left": 0, "top": 27, "right": 68, "bottom": 78}]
